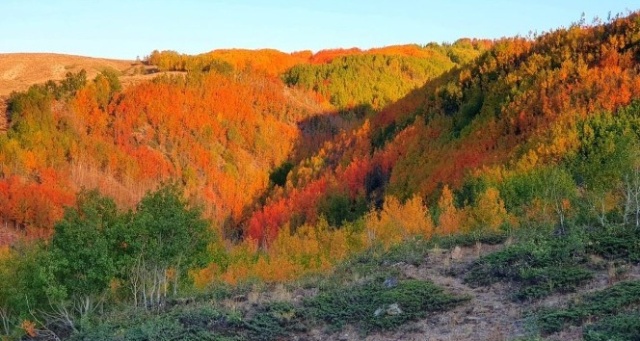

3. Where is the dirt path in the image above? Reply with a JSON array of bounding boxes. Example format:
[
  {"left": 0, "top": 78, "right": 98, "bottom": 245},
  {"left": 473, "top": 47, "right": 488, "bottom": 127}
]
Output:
[
  {"left": 395, "top": 245, "right": 529, "bottom": 341},
  {"left": 299, "top": 243, "right": 525, "bottom": 341},
  {"left": 355, "top": 244, "right": 529, "bottom": 341}
]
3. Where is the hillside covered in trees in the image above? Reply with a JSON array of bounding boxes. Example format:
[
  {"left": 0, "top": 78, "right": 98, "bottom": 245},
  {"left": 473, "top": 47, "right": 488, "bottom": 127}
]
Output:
[{"left": 1, "top": 11, "right": 640, "bottom": 341}]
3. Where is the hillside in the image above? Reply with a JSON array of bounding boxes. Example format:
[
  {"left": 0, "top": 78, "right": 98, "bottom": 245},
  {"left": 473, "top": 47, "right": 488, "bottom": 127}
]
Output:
[
  {"left": 0, "top": 53, "right": 135, "bottom": 97},
  {"left": 246, "top": 12, "right": 640, "bottom": 246},
  {"left": 62, "top": 230, "right": 640, "bottom": 341},
  {"left": 1, "top": 11, "right": 640, "bottom": 341},
  {"left": 0, "top": 42, "right": 481, "bottom": 243}
]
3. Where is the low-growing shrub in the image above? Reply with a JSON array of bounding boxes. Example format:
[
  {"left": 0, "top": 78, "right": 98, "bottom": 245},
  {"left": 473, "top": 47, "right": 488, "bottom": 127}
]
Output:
[
  {"left": 583, "top": 311, "right": 640, "bottom": 341},
  {"left": 303, "top": 278, "right": 469, "bottom": 333},
  {"left": 537, "top": 281, "right": 640, "bottom": 334}
]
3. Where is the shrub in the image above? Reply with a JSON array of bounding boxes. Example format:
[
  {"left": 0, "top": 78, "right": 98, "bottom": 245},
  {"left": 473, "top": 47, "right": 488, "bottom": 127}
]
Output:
[
  {"left": 537, "top": 281, "right": 640, "bottom": 334},
  {"left": 303, "top": 278, "right": 469, "bottom": 333}
]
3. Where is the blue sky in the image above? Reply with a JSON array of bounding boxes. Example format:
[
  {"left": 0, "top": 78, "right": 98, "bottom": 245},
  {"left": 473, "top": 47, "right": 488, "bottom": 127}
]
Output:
[{"left": 1, "top": 0, "right": 638, "bottom": 60}]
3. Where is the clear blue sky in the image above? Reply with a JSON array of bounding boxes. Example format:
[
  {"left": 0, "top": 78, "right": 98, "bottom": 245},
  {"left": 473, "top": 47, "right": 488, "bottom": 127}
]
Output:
[{"left": 1, "top": 0, "right": 638, "bottom": 60}]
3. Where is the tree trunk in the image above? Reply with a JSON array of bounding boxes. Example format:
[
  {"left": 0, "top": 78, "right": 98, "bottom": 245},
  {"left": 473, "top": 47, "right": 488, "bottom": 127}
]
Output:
[
  {"left": 173, "top": 268, "right": 179, "bottom": 296},
  {"left": 0, "top": 307, "right": 9, "bottom": 336}
]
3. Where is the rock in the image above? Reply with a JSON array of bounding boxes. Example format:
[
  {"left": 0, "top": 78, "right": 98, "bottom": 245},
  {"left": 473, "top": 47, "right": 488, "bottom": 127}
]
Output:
[
  {"left": 472, "top": 306, "right": 489, "bottom": 314},
  {"left": 505, "top": 236, "right": 514, "bottom": 246},
  {"left": 451, "top": 246, "right": 463, "bottom": 261},
  {"left": 375, "top": 303, "right": 403, "bottom": 317},
  {"left": 233, "top": 294, "right": 247, "bottom": 302},
  {"left": 386, "top": 303, "right": 403, "bottom": 316},
  {"left": 383, "top": 277, "right": 398, "bottom": 288}
]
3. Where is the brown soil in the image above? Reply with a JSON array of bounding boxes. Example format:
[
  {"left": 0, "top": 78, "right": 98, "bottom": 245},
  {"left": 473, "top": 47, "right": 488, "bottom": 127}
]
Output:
[{"left": 309, "top": 243, "right": 529, "bottom": 341}]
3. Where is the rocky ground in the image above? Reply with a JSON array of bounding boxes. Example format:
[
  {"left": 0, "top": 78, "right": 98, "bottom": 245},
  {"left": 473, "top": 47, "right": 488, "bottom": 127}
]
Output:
[{"left": 227, "top": 240, "right": 640, "bottom": 341}]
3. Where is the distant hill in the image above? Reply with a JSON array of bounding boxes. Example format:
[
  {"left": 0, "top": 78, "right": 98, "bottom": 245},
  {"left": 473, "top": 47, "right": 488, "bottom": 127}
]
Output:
[{"left": 0, "top": 53, "right": 134, "bottom": 96}]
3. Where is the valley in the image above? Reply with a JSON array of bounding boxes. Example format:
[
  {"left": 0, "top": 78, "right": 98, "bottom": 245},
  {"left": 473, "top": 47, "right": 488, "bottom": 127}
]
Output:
[{"left": 1, "top": 11, "right": 640, "bottom": 341}]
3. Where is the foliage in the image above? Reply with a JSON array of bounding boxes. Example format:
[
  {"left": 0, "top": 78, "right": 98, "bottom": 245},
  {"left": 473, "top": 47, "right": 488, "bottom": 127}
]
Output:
[
  {"left": 586, "top": 225, "right": 640, "bottom": 262},
  {"left": 464, "top": 230, "right": 593, "bottom": 301},
  {"left": 380, "top": 12, "right": 640, "bottom": 209},
  {"left": 364, "top": 195, "right": 434, "bottom": 248},
  {"left": 242, "top": 302, "right": 307, "bottom": 341},
  {"left": 118, "top": 185, "right": 213, "bottom": 307},
  {"left": 303, "top": 278, "right": 469, "bottom": 333},
  {"left": 0, "top": 186, "right": 213, "bottom": 337},
  {"left": 568, "top": 107, "right": 640, "bottom": 191},
  {"left": 0, "top": 61, "right": 321, "bottom": 242},
  {"left": 269, "top": 161, "right": 293, "bottom": 187},
  {"left": 582, "top": 311, "right": 640, "bottom": 341},
  {"left": 437, "top": 185, "right": 463, "bottom": 235},
  {"left": 4, "top": 12, "right": 640, "bottom": 339},
  {"left": 131, "top": 184, "right": 211, "bottom": 272},
  {"left": 49, "top": 190, "right": 121, "bottom": 305},
  {"left": 45, "top": 70, "right": 88, "bottom": 100},
  {"left": 147, "top": 48, "right": 304, "bottom": 75},
  {"left": 318, "top": 191, "right": 367, "bottom": 227},
  {"left": 284, "top": 52, "right": 454, "bottom": 109},
  {"left": 67, "top": 305, "right": 243, "bottom": 341},
  {"left": 0, "top": 243, "right": 53, "bottom": 321},
  {"left": 537, "top": 281, "right": 640, "bottom": 334}
]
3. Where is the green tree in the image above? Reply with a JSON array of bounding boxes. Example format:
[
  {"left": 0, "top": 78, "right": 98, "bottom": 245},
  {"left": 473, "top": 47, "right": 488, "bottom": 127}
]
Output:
[
  {"left": 569, "top": 105, "right": 640, "bottom": 225},
  {"left": 269, "top": 161, "right": 293, "bottom": 187},
  {"left": 318, "top": 192, "right": 367, "bottom": 227},
  {"left": 128, "top": 185, "right": 212, "bottom": 307},
  {"left": 49, "top": 190, "right": 120, "bottom": 320},
  {"left": 59, "top": 70, "right": 88, "bottom": 98},
  {"left": 94, "top": 68, "right": 121, "bottom": 110},
  {"left": 0, "top": 244, "right": 54, "bottom": 333},
  {"left": 542, "top": 167, "right": 577, "bottom": 233}
]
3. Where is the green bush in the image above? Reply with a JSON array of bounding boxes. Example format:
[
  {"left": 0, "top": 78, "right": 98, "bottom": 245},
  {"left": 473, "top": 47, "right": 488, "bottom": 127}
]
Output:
[
  {"left": 583, "top": 311, "right": 640, "bottom": 341},
  {"left": 537, "top": 281, "right": 640, "bottom": 334},
  {"left": 69, "top": 306, "right": 243, "bottom": 341},
  {"left": 464, "top": 233, "right": 593, "bottom": 300},
  {"left": 587, "top": 225, "right": 640, "bottom": 262},
  {"left": 243, "top": 302, "right": 307, "bottom": 341},
  {"left": 303, "top": 278, "right": 469, "bottom": 333},
  {"left": 515, "top": 266, "right": 593, "bottom": 301}
]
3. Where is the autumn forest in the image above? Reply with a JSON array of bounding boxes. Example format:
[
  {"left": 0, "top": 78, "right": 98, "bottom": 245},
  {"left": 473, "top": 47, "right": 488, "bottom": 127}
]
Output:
[{"left": 2, "top": 11, "right": 640, "bottom": 341}]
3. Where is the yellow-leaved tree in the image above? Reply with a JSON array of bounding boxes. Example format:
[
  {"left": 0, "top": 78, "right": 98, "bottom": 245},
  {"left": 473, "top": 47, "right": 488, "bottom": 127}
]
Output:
[
  {"left": 437, "top": 185, "right": 463, "bottom": 235},
  {"left": 469, "top": 187, "right": 508, "bottom": 231},
  {"left": 365, "top": 195, "right": 434, "bottom": 248}
]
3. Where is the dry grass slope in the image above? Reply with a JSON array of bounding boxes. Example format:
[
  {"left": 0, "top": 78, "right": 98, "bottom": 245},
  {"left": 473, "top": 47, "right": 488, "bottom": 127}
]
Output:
[
  {"left": 0, "top": 53, "right": 134, "bottom": 96},
  {"left": 0, "top": 98, "right": 6, "bottom": 132}
]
